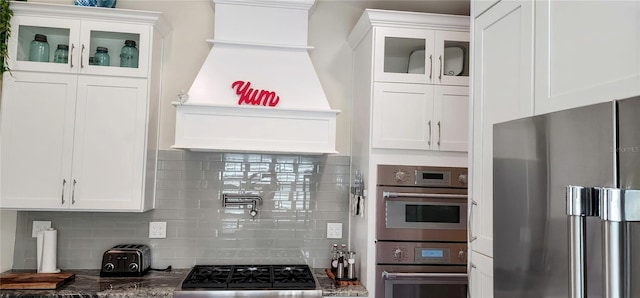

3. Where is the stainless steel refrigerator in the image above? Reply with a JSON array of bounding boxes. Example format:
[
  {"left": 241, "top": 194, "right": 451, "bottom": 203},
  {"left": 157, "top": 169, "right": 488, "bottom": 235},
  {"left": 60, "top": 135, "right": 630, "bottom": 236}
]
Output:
[{"left": 492, "top": 96, "right": 640, "bottom": 298}]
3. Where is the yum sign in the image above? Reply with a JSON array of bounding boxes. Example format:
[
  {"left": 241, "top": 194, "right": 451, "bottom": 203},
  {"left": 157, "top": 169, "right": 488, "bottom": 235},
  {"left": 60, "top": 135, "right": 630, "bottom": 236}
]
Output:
[{"left": 232, "top": 80, "right": 280, "bottom": 107}]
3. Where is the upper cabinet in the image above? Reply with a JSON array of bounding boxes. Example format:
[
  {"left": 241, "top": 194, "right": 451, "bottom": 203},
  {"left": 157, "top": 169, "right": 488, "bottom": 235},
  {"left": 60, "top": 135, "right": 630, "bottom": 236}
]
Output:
[
  {"left": 373, "top": 24, "right": 469, "bottom": 86},
  {"left": 6, "top": 3, "right": 170, "bottom": 78},
  {"left": 0, "top": 2, "right": 170, "bottom": 212},
  {"left": 349, "top": 9, "right": 470, "bottom": 154},
  {"left": 534, "top": 0, "right": 640, "bottom": 114}
]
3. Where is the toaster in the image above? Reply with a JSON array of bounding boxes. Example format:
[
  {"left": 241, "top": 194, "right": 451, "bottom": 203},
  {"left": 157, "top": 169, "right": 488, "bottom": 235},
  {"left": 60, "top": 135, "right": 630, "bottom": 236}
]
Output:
[{"left": 100, "top": 244, "right": 151, "bottom": 277}]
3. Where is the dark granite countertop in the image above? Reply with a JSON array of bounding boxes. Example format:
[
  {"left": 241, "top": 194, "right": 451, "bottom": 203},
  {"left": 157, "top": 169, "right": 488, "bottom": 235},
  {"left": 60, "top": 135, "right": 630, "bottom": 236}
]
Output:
[
  {"left": 1, "top": 268, "right": 368, "bottom": 298},
  {"left": 0, "top": 269, "right": 188, "bottom": 298}
]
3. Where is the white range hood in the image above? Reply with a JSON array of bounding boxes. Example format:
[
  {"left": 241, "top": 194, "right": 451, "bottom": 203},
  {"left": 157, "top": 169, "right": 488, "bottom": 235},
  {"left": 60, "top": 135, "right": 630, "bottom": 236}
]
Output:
[{"left": 172, "top": 0, "right": 339, "bottom": 154}]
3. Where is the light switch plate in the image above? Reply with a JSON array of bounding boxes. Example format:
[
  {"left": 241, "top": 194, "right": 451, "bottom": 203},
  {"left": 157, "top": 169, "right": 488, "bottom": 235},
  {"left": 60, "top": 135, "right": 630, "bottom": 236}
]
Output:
[
  {"left": 32, "top": 221, "right": 51, "bottom": 238},
  {"left": 327, "top": 222, "right": 342, "bottom": 239}
]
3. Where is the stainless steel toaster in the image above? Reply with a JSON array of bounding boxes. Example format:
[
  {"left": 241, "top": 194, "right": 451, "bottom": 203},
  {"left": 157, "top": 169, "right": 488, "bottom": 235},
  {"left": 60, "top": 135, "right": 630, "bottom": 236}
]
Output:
[{"left": 100, "top": 244, "right": 151, "bottom": 277}]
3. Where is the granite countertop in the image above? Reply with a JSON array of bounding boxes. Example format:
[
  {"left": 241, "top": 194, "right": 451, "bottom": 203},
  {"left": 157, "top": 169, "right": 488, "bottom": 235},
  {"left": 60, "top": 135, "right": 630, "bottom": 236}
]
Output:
[
  {"left": 0, "top": 269, "right": 189, "bottom": 298},
  {"left": 312, "top": 268, "right": 369, "bottom": 297},
  {"left": 0, "top": 268, "right": 368, "bottom": 298}
]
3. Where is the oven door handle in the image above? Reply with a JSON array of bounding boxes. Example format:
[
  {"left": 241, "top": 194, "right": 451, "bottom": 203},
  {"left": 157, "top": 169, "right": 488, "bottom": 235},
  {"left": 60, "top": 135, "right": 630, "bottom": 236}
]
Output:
[
  {"left": 383, "top": 271, "right": 468, "bottom": 280},
  {"left": 383, "top": 192, "right": 468, "bottom": 200}
]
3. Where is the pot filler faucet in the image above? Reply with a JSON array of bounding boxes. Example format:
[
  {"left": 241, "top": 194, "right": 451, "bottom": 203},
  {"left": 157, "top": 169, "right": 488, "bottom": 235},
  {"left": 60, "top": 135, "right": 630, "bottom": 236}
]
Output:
[{"left": 222, "top": 194, "right": 263, "bottom": 218}]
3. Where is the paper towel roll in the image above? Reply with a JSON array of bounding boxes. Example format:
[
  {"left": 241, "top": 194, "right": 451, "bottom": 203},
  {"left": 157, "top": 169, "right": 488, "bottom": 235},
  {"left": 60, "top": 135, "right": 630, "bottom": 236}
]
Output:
[{"left": 37, "top": 229, "right": 60, "bottom": 273}]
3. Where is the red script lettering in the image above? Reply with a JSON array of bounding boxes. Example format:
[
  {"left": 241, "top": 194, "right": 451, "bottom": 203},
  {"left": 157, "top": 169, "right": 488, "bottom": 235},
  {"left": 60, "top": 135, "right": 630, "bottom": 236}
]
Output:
[{"left": 231, "top": 80, "right": 280, "bottom": 107}]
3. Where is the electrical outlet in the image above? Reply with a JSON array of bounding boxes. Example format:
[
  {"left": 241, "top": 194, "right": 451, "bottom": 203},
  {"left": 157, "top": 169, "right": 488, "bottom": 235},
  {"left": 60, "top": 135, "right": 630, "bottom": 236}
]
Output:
[
  {"left": 32, "top": 221, "right": 52, "bottom": 238},
  {"left": 327, "top": 222, "right": 342, "bottom": 239},
  {"left": 149, "top": 222, "right": 167, "bottom": 239}
]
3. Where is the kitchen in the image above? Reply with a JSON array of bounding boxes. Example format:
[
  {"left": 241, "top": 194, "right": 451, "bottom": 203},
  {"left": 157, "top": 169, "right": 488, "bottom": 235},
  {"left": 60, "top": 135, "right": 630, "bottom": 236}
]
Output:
[
  {"left": 0, "top": 0, "right": 470, "bottom": 297},
  {"left": 2, "top": 0, "right": 640, "bottom": 297}
]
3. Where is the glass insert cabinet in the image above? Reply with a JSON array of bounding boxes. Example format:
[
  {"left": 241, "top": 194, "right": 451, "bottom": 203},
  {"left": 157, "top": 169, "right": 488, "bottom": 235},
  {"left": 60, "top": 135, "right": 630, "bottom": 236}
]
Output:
[
  {"left": 374, "top": 26, "right": 470, "bottom": 86},
  {"left": 8, "top": 8, "right": 152, "bottom": 77}
]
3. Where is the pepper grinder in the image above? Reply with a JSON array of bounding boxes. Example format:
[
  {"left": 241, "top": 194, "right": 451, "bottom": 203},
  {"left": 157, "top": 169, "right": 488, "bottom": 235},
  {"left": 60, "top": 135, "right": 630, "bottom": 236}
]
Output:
[
  {"left": 346, "top": 251, "right": 357, "bottom": 280},
  {"left": 336, "top": 251, "right": 345, "bottom": 280}
]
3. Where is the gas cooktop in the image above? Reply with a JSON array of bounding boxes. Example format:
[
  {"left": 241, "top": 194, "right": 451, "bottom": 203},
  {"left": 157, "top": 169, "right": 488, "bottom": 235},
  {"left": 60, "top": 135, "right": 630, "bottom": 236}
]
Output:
[{"left": 174, "top": 264, "right": 322, "bottom": 298}]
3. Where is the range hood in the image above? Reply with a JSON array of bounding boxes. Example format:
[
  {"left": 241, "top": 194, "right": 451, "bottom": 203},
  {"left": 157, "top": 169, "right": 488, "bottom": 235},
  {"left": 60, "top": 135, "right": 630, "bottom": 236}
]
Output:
[{"left": 172, "top": 0, "right": 339, "bottom": 154}]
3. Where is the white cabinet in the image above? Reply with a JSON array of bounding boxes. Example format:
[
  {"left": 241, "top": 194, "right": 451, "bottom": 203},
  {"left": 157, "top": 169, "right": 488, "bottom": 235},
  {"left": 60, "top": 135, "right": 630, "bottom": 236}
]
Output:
[
  {"left": 374, "top": 27, "right": 469, "bottom": 86},
  {"left": 471, "top": 0, "right": 534, "bottom": 258},
  {"left": 534, "top": 0, "right": 640, "bottom": 114},
  {"left": 8, "top": 17, "right": 152, "bottom": 78},
  {"left": 473, "top": 0, "right": 500, "bottom": 18},
  {"left": 470, "top": 251, "right": 494, "bottom": 298},
  {"left": 349, "top": 9, "right": 469, "bottom": 153},
  {"left": 0, "top": 2, "right": 169, "bottom": 212},
  {"left": 372, "top": 83, "right": 468, "bottom": 152},
  {"left": 470, "top": 1, "right": 534, "bottom": 296}
]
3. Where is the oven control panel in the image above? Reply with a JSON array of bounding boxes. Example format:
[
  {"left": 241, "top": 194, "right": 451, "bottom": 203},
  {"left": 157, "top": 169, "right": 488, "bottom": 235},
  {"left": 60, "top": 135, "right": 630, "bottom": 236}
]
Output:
[
  {"left": 377, "top": 165, "right": 468, "bottom": 189},
  {"left": 377, "top": 242, "right": 467, "bottom": 265}
]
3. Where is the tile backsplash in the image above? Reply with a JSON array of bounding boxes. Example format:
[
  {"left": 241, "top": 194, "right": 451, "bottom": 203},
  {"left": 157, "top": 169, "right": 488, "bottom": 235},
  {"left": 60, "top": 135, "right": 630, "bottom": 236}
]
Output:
[{"left": 12, "top": 150, "right": 350, "bottom": 270}]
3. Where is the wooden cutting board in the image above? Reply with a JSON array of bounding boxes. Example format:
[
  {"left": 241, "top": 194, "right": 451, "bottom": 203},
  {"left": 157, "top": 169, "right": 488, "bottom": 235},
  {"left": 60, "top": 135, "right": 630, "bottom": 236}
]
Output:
[{"left": 0, "top": 272, "right": 75, "bottom": 290}]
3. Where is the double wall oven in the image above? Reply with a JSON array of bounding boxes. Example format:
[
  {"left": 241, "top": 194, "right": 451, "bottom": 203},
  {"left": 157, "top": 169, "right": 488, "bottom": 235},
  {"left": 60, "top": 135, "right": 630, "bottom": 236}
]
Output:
[{"left": 376, "top": 165, "right": 468, "bottom": 298}]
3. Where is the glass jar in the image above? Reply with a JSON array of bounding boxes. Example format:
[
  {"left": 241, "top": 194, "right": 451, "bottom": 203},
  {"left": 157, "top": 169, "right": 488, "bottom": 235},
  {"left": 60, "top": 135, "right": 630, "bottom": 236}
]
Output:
[
  {"left": 53, "top": 44, "right": 69, "bottom": 64},
  {"left": 119, "top": 40, "right": 139, "bottom": 68},
  {"left": 29, "top": 34, "right": 50, "bottom": 62},
  {"left": 94, "top": 47, "right": 110, "bottom": 66}
]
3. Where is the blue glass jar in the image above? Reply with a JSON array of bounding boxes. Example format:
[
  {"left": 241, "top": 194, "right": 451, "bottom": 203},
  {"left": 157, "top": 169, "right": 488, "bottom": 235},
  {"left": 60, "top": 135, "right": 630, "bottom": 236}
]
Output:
[
  {"left": 119, "top": 40, "right": 139, "bottom": 68},
  {"left": 96, "top": 0, "right": 116, "bottom": 7},
  {"left": 53, "top": 44, "right": 69, "bottom": 64},
  {"left": 29, "top": 34, "right": 50, "bottom": 62},
  {"left": 94, "top": 47, "right": 110, "bottom": 66},
  {"left": 74, "top": 0, "right": 96, "bottom": 6}
]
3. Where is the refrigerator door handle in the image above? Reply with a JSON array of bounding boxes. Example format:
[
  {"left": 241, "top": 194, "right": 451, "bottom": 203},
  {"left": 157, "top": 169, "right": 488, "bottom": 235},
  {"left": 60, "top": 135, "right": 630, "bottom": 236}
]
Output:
[
  {"left": 566, "top": 185, "right": 592, "bottom": 298},
  {"left": 595, "top": 187, "right": 640, "bottom": 298}
]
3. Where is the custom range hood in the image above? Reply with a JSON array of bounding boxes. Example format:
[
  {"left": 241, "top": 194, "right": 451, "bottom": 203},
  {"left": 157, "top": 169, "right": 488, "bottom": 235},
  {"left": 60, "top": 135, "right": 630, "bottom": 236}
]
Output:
[{"left": 172, "top": 0, "right": 339, "bottom": 154}]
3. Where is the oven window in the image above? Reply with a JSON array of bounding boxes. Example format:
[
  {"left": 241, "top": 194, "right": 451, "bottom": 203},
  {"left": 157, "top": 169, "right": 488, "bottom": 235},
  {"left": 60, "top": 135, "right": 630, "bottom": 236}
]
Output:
[{"left": 405, "top": 205, "right": 460, "bottom": 223}]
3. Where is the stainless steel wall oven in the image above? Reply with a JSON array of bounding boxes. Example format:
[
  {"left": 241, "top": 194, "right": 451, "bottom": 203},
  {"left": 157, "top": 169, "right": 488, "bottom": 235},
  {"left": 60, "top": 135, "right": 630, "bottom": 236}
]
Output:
[{"left": 376, "top": 165, "right": 468, "bottom": 298}]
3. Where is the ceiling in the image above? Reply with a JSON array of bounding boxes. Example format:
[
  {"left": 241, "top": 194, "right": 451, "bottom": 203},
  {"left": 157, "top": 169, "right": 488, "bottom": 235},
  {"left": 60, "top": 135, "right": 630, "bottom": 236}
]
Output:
[{"left": 339, "top": 0, "right": 471, "bottom": 16}]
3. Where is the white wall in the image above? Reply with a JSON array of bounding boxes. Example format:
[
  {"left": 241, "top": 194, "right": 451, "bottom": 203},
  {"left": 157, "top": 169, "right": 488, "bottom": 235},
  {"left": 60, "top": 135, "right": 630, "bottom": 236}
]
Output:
[{"left": 0, "top": 210, "right": 17, "bottom": 272}]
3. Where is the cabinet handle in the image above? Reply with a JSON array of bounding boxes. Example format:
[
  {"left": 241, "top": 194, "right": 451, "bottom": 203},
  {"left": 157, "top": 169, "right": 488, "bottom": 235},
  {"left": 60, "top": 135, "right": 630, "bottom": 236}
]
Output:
[
  {"left": 470, "top": 199, "right": 478, "bottom": 242},
  {"left": 437, "top": 121, "right": 441, "bottom": 146},
  {"left": 61, "top": 179, "right": 66, "bottom": 204},
  {"left": 439, "top": 55, "right": 443, "bottom": 80},
  {"left": 427, "top": 120, "right": 432, "bottom": 146},
  {"left": 429, "top": 54, "right": 433, "bottom": 80},
  {"left": 72, "top": 179, "right": 77, "bottom": 205},
  {"left": 81, "top": 44, "right": 85, "bottom": 68},
  {"left": 70, "top": 44, "right": 75, "bottom": 68}
]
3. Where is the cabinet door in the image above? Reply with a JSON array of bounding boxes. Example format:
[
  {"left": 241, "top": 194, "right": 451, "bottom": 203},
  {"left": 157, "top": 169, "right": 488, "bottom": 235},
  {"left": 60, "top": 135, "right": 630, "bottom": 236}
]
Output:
[
  {"left": 0, "top": 72, "right": 77, "bottom": 209},
  {"left": 470, "top": 251, "right": 494, "bottom": 298},
  {"left": 372, "top": 83, "right": 434, "bottom": 150},
  {"left": 8, "top": 15, "right": 80, "bottom": 73},
  {"left": 434, "top": 31, "right": 469, "bottom": 86},
  {"left": 535, "top": 1, "right": 640, "bottom": 114},
  {"left": 70, "top": 76, "right": 148, "bottom": 211},
  {"left": 472, "top": 0, "right": 534, "bottom": 257},
  {"left": 374, "top": 27, "right": 435, "bottom": 84},
  {"left": 79, "top": 21, "right": 151, "bottom": 78},
  {"left": 474, "top": 0, "right": 501, "bottom": 18},
  {"left": 433, "top": 86, "right": 468, "bottom": 152}
]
